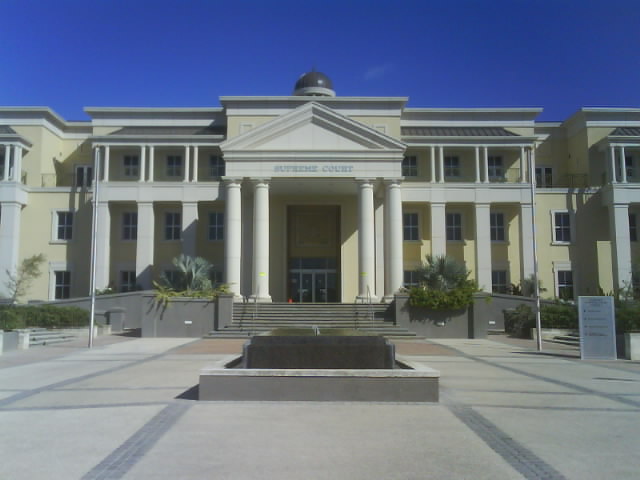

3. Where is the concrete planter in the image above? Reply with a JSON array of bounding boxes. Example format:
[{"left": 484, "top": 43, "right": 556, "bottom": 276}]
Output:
[
  {"left": 624, "top": 332, "right": 640, "bottom": 360},
  {"left": 530, "top": 328, "right": 578, "bottom": 341}
]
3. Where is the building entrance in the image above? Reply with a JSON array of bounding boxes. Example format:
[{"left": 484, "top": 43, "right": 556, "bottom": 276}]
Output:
[{"left": 287, "top": 206, "right": 340, "bottom": 303}]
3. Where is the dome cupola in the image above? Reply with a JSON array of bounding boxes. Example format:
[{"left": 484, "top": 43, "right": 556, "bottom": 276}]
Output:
[{"left": 293, "top": 70, "right": 335, "bottom": 97}]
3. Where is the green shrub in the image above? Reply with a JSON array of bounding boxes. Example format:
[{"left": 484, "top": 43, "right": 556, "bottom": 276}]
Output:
[
  {"left": 408, "top": 281, "right": 477, "bottom": 310},
  {"left": 504, "top": 304, "right": 535, "bottom": 337},
  {"left": 616, "top": 302, "right": 640, "bottom": 333},
  {"left": 540, "top": 302, "right": 578, "bottom": 329},
  {"left": 0, "top": 305, "right": 89, "bottom": 330}
]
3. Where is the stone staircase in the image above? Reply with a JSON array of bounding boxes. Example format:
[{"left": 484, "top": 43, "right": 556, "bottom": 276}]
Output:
[
  {"left": 28, "top": 328, "right": 77, "bottom": 346},
  {"left": 208, "top": 303, "right": 417, "bottom": 338}
]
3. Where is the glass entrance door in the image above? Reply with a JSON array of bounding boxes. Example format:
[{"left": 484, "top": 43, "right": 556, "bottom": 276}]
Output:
[{"left": 288, "top": 258, "right": 338, "bottom": 303}]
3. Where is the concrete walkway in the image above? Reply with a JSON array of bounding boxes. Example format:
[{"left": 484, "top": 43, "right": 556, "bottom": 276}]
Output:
[{"left": 1, "top": 335, "right": 639, "bottom": 479}]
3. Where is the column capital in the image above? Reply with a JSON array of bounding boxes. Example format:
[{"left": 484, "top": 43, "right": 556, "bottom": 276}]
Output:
[
  {"left": 383, "top": 178, "right": 402, "bottom": 187},
  {"left": 249, "top": 177, "right": 271, "bottom": 185},
  {"left": 222, "top": 177, "right": 243, "bottom": 186}
]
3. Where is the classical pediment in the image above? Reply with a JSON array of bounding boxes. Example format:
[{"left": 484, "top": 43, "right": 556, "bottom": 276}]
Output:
[{"left": 221, "top": 102, "right": 405, "bottom": 153}]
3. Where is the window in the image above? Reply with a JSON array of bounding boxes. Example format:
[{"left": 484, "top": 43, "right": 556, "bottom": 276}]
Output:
[
  {"left": 491, "top": 270, "right": 508, "bottom": 294},
  {"left": 123, "top": 155, "right": 139, "bottom": 177},
  {"left": 490, "top": 213, "right": 506, "bottom": 241},
  {"left": 56, "top": 211, "right": 74, "bottom": 241},
  {"left": 165, "top": 212, "right": 181, "bottom": 240},
  {"left": 54, "top": 271, "right": 71, "bottom": 299},
  {"left": 120, "top": 271, "right": 136, "bottom": 292},
  {"left": 402, "top": 156, "right": 417, "bottom": 177},
  {"left": 210, "top": 155, "right": 225, "bottom": 178},
  {"left": 122, "top": 212, "right": 138, "bottom": 240},
  {"left": 553, "top": 211, "right": 571, "bottom": 243},
  {"left": 403, "top": 213, "right": 419, "bottom": 241},
  {"left": 557, "top": 270, "right": 574, "bottom": 300},
  {"left": 208, "top": 212, "right": 224, "bottom": 240},
  {"left": 625, "top": 155, "right": 634, "bottom": 179},
  {"left": 535, "top": 166, "right": 553, "bottom": 187},
  {"left": 211, "top": 269, "right": 224, "bottom": 286},
  {"left": 75, "top": 165, "right": 93, "bottom": 188},
  {"left": 444, "top": 156, "right": 460, "bottom": 178},
  {"left": 630, "top": 213, "right": 637, "bottom": 242},
  {"left": 488, "top": 156, "right": 503, "bottom": 180},
  {"left": 167, "top": 156, "right": 182, "bottom": 177},
  {"left": 446, "top": 213, "right": 462, "bottom": 241},
  {"left": 163, "top": 270, "right": 180, "bottom": 286},
  {"left": 403, "top": 270, "right": 420, "bottom": 288}
]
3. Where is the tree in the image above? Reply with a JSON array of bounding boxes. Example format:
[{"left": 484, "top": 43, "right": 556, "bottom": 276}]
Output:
[
  {"left": 159, "top": 254, "right": 214, "bottom": 292},
  {"left": 4, "top": 254, "right": 46, "bottom": 303},
  {"left": 416, "top": 254, "right": 469, "bottom": 291}
]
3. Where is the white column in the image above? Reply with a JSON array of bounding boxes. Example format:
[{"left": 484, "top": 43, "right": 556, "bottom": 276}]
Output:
[
  {"left": 430, "top": 203, "right": 446, "bottom": 257},
  {"left": 224, "top": 179, "right": 242, "bottom": 299},
  {"left": 620, "top": 146, "right": 628, "bottom": 183},
  {"left": 182, "top": 202, "right": 199, "bottom": 258},
  {"left": 193, "top": 146, "right": 199, "bottom": 182},
  {"left": 430, "top": 146, "right": 436, "bottom": 183},
  {"left": 530, "top": 145, "right": 536, "bottom": 183},
  {"left": 139, "top": 146, "right": 146, "bottom": 182},
  {"left": 149, "top": 146, "right": 155, "bottom": 182},
  {"left": 95, "top": 202, "right": 111, "bottom": 290},
  {"left": 184, "top": 146, "right": 190, "bottom": 182},
  {"left": 251, "top": 179, "right": 271, "bottom": 302},
  {"left": 483, "top": 147, "right": 489, "bottom": 183},
  {"left": 520, "top": 147, "right": 526, "bottom": 183},
  {"left": 103, "top": 146, "right": 110, "bottom": 181},
  {"left": 438, "top": 147, "right": 445, "bottom": 183},
  {"left": 609, "top": 145, "right": 617, "bottom": 183},
  {"left": 12, "top": 146, "right": 22, "bottom": 182},
  {"left": 475, "top": 203, "right": 492, "bottom": 292},
  {"left": 357, "top": 179, "right": 377, "bottom": 301},
  {"left": 519, "top": 203, "right": 535, "bottom": 280},
  {"left": 384, "top": 179, "right": 404, "bottom": 300},
  {"left": 136, "top": 202, "right": 155, "bottom": 288},
  {"left": 0, "top": 202, "right": 22, "bottom": 298},
  {"left": 3, "top": 145, "right": 10, "bottom": 181},
  {"left": 610, "top": 204, "right": 632, "bottom": 292},
  {"left": 475, "top": 146, "right": 481, "bottom": 183}
]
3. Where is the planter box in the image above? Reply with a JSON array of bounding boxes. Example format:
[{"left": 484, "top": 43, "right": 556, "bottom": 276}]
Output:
[
  {"left": 624, "top": 332, "right": 640, "bottom": 361},
  {"left": 531, "top": 328, "right": 578, "bottom": 341}
]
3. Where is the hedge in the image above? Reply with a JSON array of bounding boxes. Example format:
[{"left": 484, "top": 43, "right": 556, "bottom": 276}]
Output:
[{"left": 0, "top": 305, "right": 90, "bottom": 331}]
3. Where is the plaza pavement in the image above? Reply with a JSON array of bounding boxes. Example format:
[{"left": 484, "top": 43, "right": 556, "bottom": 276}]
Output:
[{"left": 1, "top": 333, "right": 639, "bottom": 480}]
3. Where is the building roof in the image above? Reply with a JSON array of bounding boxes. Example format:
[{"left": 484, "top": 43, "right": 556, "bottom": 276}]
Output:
[
  {"left": 611, "top": 127, "right": 640, "bottom": 136},
  {"left": 401, "top": 126, "right": 519, "bottom": 137},
  {"left": 109, "top": 126, "right": 226, "bottom": 136},
  {"left": 0, "top": 125, "right": 17, "bottom": 134}
]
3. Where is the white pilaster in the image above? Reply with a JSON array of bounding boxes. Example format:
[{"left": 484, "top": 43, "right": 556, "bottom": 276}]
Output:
[
  {"left": 620, "top": 146, "right": 628, "bottom": 183},
  {"left": 193, "top": 147, "right": 199, "bottom": 182},
  {"left": 149, "top": 146, "right": 155, "bottom": 182},
  {"left": 12, "top": 146, "right": 22, "bottom": 182},
  {"left": 136, "top": 202, "right": 155, "bottom": 288},
  {"left": 609, "top": 204, "right": 632, "bottom": 293},
  {"left": 430, "top": 202, "right": 446, "bottom": 257},
  {"left": 2, "top": 145, "right": 10, "bottom": 181},
  {"left": 475, "top": 146, "right": 481, "bottom": 183},
  {"left": 95, "top": 202, "right": 111, "bottom": 290},
  {"left": 224, "top": 179, "right": 242, "bottom": 299},
  {"left": 520, "top": 146, "right": 526, "bottom": 183},
  {"left": 519, "top": 203, "right": 535, "bottom": 280},
  {"left": 251, "top": 179, "right": 271, "bottom": 302},
  {"left": 0, "top": 202, "right": 22, "bottom": 298},
  {"left": 182, "top": 202, "right": 199, "bottom": 258},
  {"left": 357, "top": 179, "right": 377, "bottom": 301},
  {"left": 475, "top": 203, "right": 492, "bottom": 292},
  {"left": 139, "top": 146, "right": 146, "bottom": 182},
  {"left": 184, "top": 146, "right": 190, "bottom": 183},
  {"left": 103, "top": 146, "right": 110, "bottom": 181},
  {"left": 609, "top": 145, "right": 617, "bottom": 183},
  {"left": 384, "top": 179, "right": 403, "bottom": 300},
  {"left": 438, "top": 147, "right": 445, "bottom": 183},
  {"left": 483, "top": 147, "right": 489, "bottom": 183},
  {"left": 430, "top": 146, "right": 436, "bottom": 183}
]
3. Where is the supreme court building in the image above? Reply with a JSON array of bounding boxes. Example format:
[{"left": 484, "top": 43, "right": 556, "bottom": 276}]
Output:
[{"left": 0, "top": 71, "right": 638, "bottom": 302}]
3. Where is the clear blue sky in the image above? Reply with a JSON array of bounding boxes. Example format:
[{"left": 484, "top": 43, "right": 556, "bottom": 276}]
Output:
[{"left": 1, "top": 0, "right": 639, "bottom": 121}]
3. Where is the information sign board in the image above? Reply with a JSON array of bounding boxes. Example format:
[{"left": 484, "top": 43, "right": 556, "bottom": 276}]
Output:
[{"left": 578, "top": 296, "right": 616, "bottom": 360}]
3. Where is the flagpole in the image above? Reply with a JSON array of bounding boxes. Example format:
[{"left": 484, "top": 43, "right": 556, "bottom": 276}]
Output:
[
  {"left": 88, "top": 146, "right": 101, "bottom": 348},
  {"left": 529, "top": 146, "right": 542, "bottom": 352}
]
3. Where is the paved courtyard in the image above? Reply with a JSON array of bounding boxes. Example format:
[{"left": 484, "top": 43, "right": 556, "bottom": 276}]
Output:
[{"left": 1, "top": 334, "right": 639, "bottom": 479}]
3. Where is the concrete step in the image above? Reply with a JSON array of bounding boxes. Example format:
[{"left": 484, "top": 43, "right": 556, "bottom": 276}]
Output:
[
  {"left": 548, "top": 334, "right": 580, "bottom": 346},
  {"left": 28, "top": 329, "right": 77, "bottom": 346}
]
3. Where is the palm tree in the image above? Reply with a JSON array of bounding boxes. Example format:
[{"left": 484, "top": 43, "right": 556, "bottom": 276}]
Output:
[
  {"left": 415, "top": 255, "right": 469, "bottom": 291},
  {"left": 160, "top": 254, "right": 214, "bottom": 292}
]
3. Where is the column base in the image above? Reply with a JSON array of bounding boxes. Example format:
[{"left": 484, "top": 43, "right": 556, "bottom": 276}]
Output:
[
  {"left": 382, "top": 295, "right": 396, "bottom": 303},
  {"left": 248, "top": 295, "right": 272, "bottom": 303},
  {"left": 355, "top": 295, "right": 380, "bottom": 303}
]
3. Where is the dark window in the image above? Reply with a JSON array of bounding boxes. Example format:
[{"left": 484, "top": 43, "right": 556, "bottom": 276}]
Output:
[
  {"left": 491, "top": 270, "right": 508, "bottom": 294},
  {"left": 120, "top": 271, "right": 136, "bottom": 292},
  {"left": 488, "top": 156, "right": 503, "bottom": 180},
  {"left": 208, "top": 212, "right": 224, "bottom": 240},
  {"left": 122, "top": 212, "right": 138, "bottom": 240},
  {"left": 446, "top": 213, "right": 462, "bottom": 241},
  {"left": 554, "top": 212, "right": 571, "bottom": 243},
  {"left": 75, "top": 165, "right": 93, "bottom": 188},
  {"left": 557, "top": 270, "right": 574, "bottom": 299},
  {"left": 444, "top": 156, "right": 460, "bottom": 177},
  {"left": 402, "top": 156, "right": 417, "bottom": 177},
  {"left": 57, "top": 211, "right": 73, "bottom": 240},
  {"left": 54, "top": 271, "right": 71, "bottom": 299},
  {"left": 165, "top": 212, "right": 181, "bottom": 240},
  {"left": 167, "top": 156, "right": 182, "bottom": 177},
  {"left": 490, "top": 213, "right": 505, "bottom": 241},
  {"left": 210, "top": 155, "right": 225, "bottom": 178},
  {"left": 403, "top": 270, "right": 419, "bottom": 288},
  {"left": 630, "top": 214, "right": 637, "bottom": 242},
  {"left": 403, "top": 213, "right": 419, "bottom": 241},
  {"left": 123, "top": 155, "right": 139, "bottom": 177},
  {"left": 535, "top": 167, "right": 553, "bottom": 187}
]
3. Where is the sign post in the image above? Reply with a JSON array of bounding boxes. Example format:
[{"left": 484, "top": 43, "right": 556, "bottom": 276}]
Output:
[{"left": 578, "top": 296, "right": 616, "bottom": 360}]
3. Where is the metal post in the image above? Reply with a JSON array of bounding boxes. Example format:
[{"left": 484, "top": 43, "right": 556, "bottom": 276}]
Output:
[
  {"left": 528, "top": 147, "right": 542, "bottom": 351},
  {"left": 88, "top": 146, "right": 102, "bottom": 348}
]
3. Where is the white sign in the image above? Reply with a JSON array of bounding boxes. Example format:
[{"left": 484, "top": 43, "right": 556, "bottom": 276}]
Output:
[
  {"left": 578, "top": 296, "right": 616, "bottom": 360},
  {"left": 273, "top": 165, "right": 354, "bottom": 174}
]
